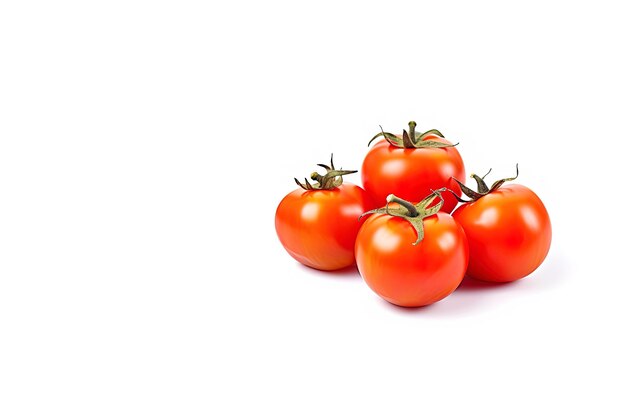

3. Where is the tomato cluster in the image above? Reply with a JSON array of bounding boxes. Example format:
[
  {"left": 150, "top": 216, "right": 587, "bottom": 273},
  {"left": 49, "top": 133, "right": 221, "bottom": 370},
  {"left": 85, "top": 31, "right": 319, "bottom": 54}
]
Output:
[{"left": 275, "top": 122, "right": 551, "bottom": 308}]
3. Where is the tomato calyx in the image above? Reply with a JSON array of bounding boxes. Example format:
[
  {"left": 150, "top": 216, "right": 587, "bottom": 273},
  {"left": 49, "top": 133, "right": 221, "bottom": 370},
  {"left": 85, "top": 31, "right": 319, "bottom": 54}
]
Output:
[
  {"left": 360, "top": 189, "right": 446, "bottom": 245},
  {"left": 367, "top": 121, "right": 458, "bottom": 149},
  {"left": 294, "top": 154, "right": 358, "bottom": 191},
  {"left": 449, "top": 164, "right": 519, "bottom": 202}
]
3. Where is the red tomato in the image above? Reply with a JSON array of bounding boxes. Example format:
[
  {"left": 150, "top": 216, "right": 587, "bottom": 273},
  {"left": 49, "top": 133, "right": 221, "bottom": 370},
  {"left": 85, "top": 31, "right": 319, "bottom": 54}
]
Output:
[
  {"left": 355, "top": 192, "right": 469, "bottom": 307},
  {"left": 275, "top": 156, "right": 373, "bottom": 271},
  {"left": 452, "top": 180, "right": 551, "bottom": 283},
  {"left": 362, "top": 122, "right": 466, "bottom": 213}
]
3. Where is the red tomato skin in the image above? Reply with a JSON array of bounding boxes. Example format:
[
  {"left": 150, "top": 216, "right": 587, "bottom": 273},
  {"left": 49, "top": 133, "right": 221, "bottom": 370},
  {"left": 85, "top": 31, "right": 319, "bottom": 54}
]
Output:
[
  {"left": 355, "top": 213, "right": 469, "bottom": 307},
  {"left": 452, "top": 184, "right": 552, "bottom": 283},
  {"left": 361, "top": 137, "right": 466, "bottom": 213},
  {"left": 275, "top": 183, "right": 373, "bottom": 271}
]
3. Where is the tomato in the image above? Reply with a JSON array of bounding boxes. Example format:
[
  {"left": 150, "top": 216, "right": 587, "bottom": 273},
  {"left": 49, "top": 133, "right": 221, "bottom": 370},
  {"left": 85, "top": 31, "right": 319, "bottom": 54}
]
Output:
[
  {"left": 451, "top": 168, "right": 551, "bottom": 282},
  {"left": 362, "top": 121, "right": 466, "bottom": 213},
  {"left": 355, "top": 191, "right": 469, "bottom": 307},
  {"left": 275, "top": 155, "right": 373, "bottom": 271}
]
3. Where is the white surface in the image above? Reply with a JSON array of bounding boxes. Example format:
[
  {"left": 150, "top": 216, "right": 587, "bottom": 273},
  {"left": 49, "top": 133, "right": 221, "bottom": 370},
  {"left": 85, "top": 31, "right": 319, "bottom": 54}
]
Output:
[{"left": 1, "top": 1, "right": 625, "bottom": 416}]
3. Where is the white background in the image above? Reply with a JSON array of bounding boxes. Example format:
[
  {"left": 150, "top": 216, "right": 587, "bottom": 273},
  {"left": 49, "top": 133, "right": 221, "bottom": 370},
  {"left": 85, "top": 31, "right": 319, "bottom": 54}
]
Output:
[{"left": 1, "top": 1, "right": 625, "bottom": 416}]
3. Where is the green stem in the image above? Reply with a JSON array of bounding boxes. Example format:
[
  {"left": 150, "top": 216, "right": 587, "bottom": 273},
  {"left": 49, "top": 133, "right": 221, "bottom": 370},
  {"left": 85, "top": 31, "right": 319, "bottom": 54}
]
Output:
[
  {"left": 360, "top": 189, "right": 445, "bottom": 245},
  {"left": 449, "top": 164, "right": 520, "bottom": 202},
  {"left": 408, "top": 121, "right": 417, "bottom": 144},
  {"left": 470, "top": 173, "right": 489, "bottom": 194},
  {"left": 294, "top": 154, "right": 357, "bottom": 191},
  {"left": 368, "top": 121, "right": 455, "bottom": 149},
  {"left": 387, "top": 194, "right": 418, "bottom": 217}
]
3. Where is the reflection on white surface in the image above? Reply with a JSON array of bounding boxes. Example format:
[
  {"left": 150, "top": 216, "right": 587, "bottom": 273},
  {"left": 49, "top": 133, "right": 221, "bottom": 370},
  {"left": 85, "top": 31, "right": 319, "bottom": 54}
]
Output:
[
  {"left": 520, "top": 205, "right": 540, "bottom": 231},
  {"left": 301, "top": 203, "right": 319, "bottom": 221},
  {"left": 372, "top": 227, "right": 401, "bottom": 252},
  {"left": 474, "top": 206, "right": 499, "bottom": 227}
]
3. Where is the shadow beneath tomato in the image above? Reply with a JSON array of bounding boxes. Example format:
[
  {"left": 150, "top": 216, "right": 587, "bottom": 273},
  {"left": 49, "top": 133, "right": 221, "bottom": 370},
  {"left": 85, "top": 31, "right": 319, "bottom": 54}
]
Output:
[
  {"left": 376, "top": 252, "right": 568, "bottom": 316},
  {"left": 455, "top": 276, "right": 520, "bottom": 292},
  {"left": 375, "top": 299, "right": 438, "bottom": 314},
  {"left": 373, "top": 278, "right": 521, "bottom": 315},
  {"left": 295, "top": 263, "right": 361, "bottom": 279}
]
